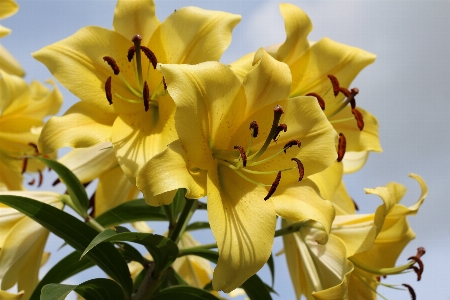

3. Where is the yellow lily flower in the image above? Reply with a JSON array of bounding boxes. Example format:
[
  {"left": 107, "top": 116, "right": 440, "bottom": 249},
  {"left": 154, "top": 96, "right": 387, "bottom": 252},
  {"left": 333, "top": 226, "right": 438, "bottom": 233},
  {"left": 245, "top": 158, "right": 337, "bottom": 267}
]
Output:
[
  {"left": 0, "top": 290, "right": 24, "bottom": 300},
  {"left": 0, "top": 70, "right": 62, "bottom": 190},
  {"left": 58, "top": 142, "right": 140, "bottom": 217},
  {"left": 137, "top": 49, "right": 337, "bottom": 292},
  {"left": 34, "top": 0, "right": 241, "bottom": 189},
  {"left": 0, "top": 0, "right": 18, "bottom": 38},
  {"left": 0, "top": 191, "right": 64, "bottom": 300},
  {"left": 282, "top": 174, "right": 426, "bottom": 300},
  {"left": 230, "top": 4, "right": 381, "bottom": 173}
]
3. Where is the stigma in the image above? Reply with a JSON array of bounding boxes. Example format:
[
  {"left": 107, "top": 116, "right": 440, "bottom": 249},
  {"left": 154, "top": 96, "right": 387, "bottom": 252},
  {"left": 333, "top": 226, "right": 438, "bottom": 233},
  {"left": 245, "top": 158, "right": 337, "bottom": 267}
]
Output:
[{"left": 102, "top": 34, "right": 166, "bottom": 111}]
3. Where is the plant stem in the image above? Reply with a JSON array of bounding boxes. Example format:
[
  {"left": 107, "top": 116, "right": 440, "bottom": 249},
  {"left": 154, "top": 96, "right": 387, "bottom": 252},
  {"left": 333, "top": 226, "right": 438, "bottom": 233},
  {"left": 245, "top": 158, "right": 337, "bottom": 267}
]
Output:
[{"left": 169, "top": 198, "right": 197, "bottom": 243}]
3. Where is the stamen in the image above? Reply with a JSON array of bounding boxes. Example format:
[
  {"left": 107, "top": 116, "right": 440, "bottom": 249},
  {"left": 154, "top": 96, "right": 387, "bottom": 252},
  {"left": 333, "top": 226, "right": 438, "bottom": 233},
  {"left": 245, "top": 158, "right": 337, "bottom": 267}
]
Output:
[
  {"left": 264, "top": 171, "right": 281, "bottom": 200},
  {"left": 402, "top": 284, "right": 416, "bottom": 300},
  {"left": 105, "top": 76, "right": 113, "bottom": 105},
  {"left": 337, "top": 133, "right": 346, "bottom": 162},
  {"left": 234, "top": 145, "right": 247, "bottom": 167},
  {"left": 103, "top": 56, "right": 120, "bottom": 75},
  {"left": 141, "top": 46, "right": 158, "bottom": 69},
  {"left": 38, "top": 169, "right": 43, "bottom": 187},
  {"left": 352, "top": 108, "right": 364, "bottom": 130},
  {"left": 52, "top": 178, "right": 61, "bottom": 186},
  {"left": 306, "top": 92, "right": 325, "bottom": 110},
  {"left": 21, "top": 157, "right": 28, "bottom": 174},
  {"left": 291, "top": 158, "right": 304, "bottom": 181},
  {"left": 407, "top": 256, "right": 424, "bottom": 281},
  {"left": 28, "top": 142, "right": 39, "bottom": 154},
  {"left": 283, "top": 139, "right": 301, "bottom": 154},
  {"left": 327, "top": 75, "right": 340, "bottom": 96},
  {"left": 162, "top": 76, "right": 167, "bottom": 90},
  {"left": 28, "top": 178, "right": 35, "bottom": 185},
  {"left": 143, "top": 81, "right": 150, "bottom": 112},
  {"left": 352, "top": 198, "right": 359, "bottom": 211},
  {"left": 249, "top": 121, "right": 259, "bottom": 138},
  {"left": 273, "top": 124, "right": 287, "bottom": 141},
  {"left": 132, "top": 34, "right": 144, "bottom": 88},
  {"left": 127, "top": 45, "right": 135, "bottom": 62}
]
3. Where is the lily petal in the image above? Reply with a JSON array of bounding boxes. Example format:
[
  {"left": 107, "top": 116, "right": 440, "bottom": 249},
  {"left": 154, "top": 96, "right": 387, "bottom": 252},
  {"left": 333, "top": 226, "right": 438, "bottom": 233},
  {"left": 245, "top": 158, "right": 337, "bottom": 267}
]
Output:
[
  {"left": 331, "top": 181, "right": 356, "bottom": 215},
  {"left": 309, "top": 161, "right": 343, "bottom": 201},
  {"left": 0, "top": 45, "right": 24, "bottom": 76},
  {"left": 276, "top": 4, "right": 312, "bottom": 66},
  {"left": 150, "top": 7, "right": 240, "bottom": 64},
  {"left": 342, "top": 151, "right": 369, "bottom": 174},
  {"left": 0, "top": 290, "right": 24, "bottom": 300},
  {"left": 208, "top": 163, "right": 276, "bottom": 292},
  {"left": 0, "top": 0, "right": 18, "bottom": 20},
  {"left": 113, "top": 0, "right": 159, "bottom": 45},
  {"left": 38, "top": 101, "right": 115, "bottom": 154},
  {"left": 137, "top": 140, "right": 206, "bottom": 206}
]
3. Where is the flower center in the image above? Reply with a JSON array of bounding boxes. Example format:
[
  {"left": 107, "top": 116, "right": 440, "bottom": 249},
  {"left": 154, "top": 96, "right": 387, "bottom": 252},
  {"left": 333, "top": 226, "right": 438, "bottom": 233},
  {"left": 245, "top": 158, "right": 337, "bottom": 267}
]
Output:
[
  {"left": 102, "top": 34, "right": 167, "bottom": 111},
  {"left": 213, "top": 105, "right": 304, "bottom": 201},
  {"left": 349, "top": 247, "right": 425, "bottom": 300}
]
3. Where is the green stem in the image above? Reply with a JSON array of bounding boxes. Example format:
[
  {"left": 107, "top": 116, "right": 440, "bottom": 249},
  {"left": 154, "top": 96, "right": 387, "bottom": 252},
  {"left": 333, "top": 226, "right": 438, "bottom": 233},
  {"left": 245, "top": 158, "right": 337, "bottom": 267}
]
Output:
[
  {"left": 162, "top": 204, "right": 176, "bottom": 237},
  {"left": 178, "top": 243, "right": 218, "bottom": 257},
  {"left": 132, "top": 262, "right": 159, "bottom": 300},
  {"left": 85, "top": 216, "right": 105, "bottom": 232},
  {"left": 170, "top": 198, "right": 197, "bottom": 244}
]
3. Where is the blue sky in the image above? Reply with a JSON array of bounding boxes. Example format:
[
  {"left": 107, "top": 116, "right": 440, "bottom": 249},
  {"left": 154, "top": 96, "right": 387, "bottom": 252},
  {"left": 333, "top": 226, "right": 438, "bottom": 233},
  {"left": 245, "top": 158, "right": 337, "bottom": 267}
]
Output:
[{"left": 2, "top": 0, "right": 450, "bottom": 299}]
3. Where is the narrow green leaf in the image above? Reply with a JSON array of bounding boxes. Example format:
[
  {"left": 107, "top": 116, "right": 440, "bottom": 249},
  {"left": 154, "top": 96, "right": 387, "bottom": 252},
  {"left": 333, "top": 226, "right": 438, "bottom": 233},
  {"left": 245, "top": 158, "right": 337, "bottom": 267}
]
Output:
[
  {"left": 267, "top": 253, "right": 275, "bottom": 287},
  {"left": 95, "top": 198, "right": 166, "bottom": 227},
  {"left": 41, "top": 278, "right": 124, "bottom": 300},
  {"left": 81, "top": 230, "right": 178, "bottom": 277},
  {"left": 0, "top": 195, "right": 132, "bottom": 296},
  {"left": 179, "top": 248, "right": 219, "bottom": 264},
  {"left": 241, "top": 274, "right": 272, "bottom": 300},
  {"left": 30, "top": 251, "right": 94, "bottom": 300},
  {"left": 152, "top": 286, "right": 220, "bottom": 300},
  {"left": 185, "top": 221, "right": 210, "bottom": 232},
  {"left": 34, "top": 157, "right": 89, "bottom": 218}
]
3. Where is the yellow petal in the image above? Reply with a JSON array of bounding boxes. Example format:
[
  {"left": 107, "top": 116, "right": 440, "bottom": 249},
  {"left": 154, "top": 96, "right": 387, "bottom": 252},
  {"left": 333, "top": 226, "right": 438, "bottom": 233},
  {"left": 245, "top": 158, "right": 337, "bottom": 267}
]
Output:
[
  {"left": 0, "top": 0, "right": 18, "bottom": 20},
  {"left": 312, "top": 261, "right": 353, "bottom": 300},
  {"left": 228, "top": 51, "right": 254, "bottom": 82},
  {"left": 113, "top": 0, "right": 159, "bottom": 45},
  {"left": 0, "top": 290, "right": 24, "bottom": 300},
  {"left": 342, "top": 151, "right": 369, "bottom": 174},
  {"left": 387, "top": 173, "right": 427, "bottom": 218},
  {"left": 137, "top": 140, "right": 207, "bottom": 206},
  {"left": 0, "top": 25, "right": 11, "bottom": 38},
  {"left": 242, "top": 48, "right": 291, "bottom": 116},
  {"left": 111, "top": 95, "right": 177, "bottom": 181},
  {"left": 0, "top": 70, "right": 29, "bottom": 116},
  {"left": 208, "top": 163, "right": 276, "bottom": 292},
  {"left": 38, "top": 101, "right": 115, "bottom": 154},
  {"left": 309, "top": 161, "right": 343, "bottom": 201},
  {"left": 0, "top": 44, "right": 24, "bottom": 76},
  {"left": 159, "top": 62, "right": 245, "bottom": 169},
  {"left": 0, "top": 159, "right": 22, "bottom": 191},
  {"left": 272, "top": 179, "right": 335, "bottom": 245},
  {"left": 331, "top": 180, "right": 356, "bottom": 215},
  {"left": 289, "top": 37, "right": 376, "bottom": 98},
  {"left": 33, "top": 26, "right": 132, "bottom": 113},
  {"left": 276, "top": 4, "right": 312, "bottom": 66},
  {"left": 150, "top": 7, "right": 240, "bottom": 64},
  {"left": 22, "top": 79, "right": 63, "bottom": 120}
]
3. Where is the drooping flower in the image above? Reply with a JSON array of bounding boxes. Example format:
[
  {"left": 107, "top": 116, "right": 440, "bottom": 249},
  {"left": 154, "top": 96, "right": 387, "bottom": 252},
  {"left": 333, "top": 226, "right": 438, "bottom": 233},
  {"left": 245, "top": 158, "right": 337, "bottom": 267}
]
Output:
[
  {"left": 57, "top": 142, "right": 140, "bottom": 217},
  {"left": 137, "top": 49, "right": 337, "bottom": 292},
  {"left": 0, "top": 191, "right": 64, "bottom": 299},
  {"left": 0, "top": 70, "right": 62, "bottom": 190},
  {"left": 230, "top": 3, "right": 381, "bottom": 173},
  {"left": 0, "top": 0, "right": 24, "bottom": 76},
  {"left": 282, "top": 174, "right": 426, "bottom": 300},
  {"left": 34, "top": 0, "right": 241, "bottom": 192}
]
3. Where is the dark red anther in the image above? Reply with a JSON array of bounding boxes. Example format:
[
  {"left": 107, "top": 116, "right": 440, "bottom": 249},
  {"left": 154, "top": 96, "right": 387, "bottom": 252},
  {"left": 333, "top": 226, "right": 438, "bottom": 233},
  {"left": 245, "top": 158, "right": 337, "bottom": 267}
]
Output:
[
  {"left": 127, "top": 45, "right": 135, "bottom": 62},
  {"left": 264, "top": 171, "right": 281, "bottom": 200},
  {"left": 349, "top": 88, "right": 359, "bottom": 109},
  {"left": 339, "top": 87, "right": 351, "bottom": 98},
  {"left": 105, "top": 76, "right": 113, "bottom": 105},
  {"left": 52, "top": 178, "right": 61, "bottom": 186},
  {"left": 291, "top": 158, "right": 304, "bottom": 181},
  {"left": 306, "top": 92, "right": 325, "bottom": 110},
  {"left": 234, "top": 145, "right": 247, "bottom": 167},
  {"left": 283, "top": 140, "right": 301, "bottom": 153},
  {"left": 327, "top": 75, "right": 340, "bottom": 96},
  {"left": 337, "top": 133, "right": 346, "bottom": 162},
  {"left": 162, "top": 76, "right": 167, "bottom": 90},
  {"left": 103, "top": 56, "right": 120, "bottom": 75},
  {"left": 352, "top": 198, "right": 359, "bottom": 211},
  {"left": 402, "top": 284, "right": 416, "bottom": 300},
  {"left": 352, "top": 108, "right": 364, "bottom": 131},
  {"left": 28, "top": 178, "right": 35, "bottom": 185},
  {"left": 249, "top": 121, "right": 259, "bottom": 138},
  {"left": 273, "top": 124, "right": 287, "bottom": 141},
  {"left": 28, "top": 143, "right": 39, "bottom": 154},
  {"left": 37, "top": 169, "right": 43, "bottom": 187},
  {"left": 143, "top": 81, "right": 150, "bottom": 112},
  {"left": 141, "top": 46, "right": 158, "bottom": 69},
  {"left": 274, "top": 104, "right": 284, "bottom": 115},
  {"left": 409, "top": 266, "right": 421, "bottom": 281},
  {"left": 408, "top": 256, "right": 424, "bottom": 281},
  {"left": 21, "top": 157, "right": 28, "bottom": 174}
]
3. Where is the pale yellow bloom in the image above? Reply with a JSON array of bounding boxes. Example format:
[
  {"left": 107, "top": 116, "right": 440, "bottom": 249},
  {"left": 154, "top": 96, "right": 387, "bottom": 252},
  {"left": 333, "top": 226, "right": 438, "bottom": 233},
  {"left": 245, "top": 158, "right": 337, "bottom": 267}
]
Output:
[
  {"left": 0, "top": 71, "right": 62, "bottom": 190},
  {"left": 0, "top": 191, "right": 64, "bottom": 300}
]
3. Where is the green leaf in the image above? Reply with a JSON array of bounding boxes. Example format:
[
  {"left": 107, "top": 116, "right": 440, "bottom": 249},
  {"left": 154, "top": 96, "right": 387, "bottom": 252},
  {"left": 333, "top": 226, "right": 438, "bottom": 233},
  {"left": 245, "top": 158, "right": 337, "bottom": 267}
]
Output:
[
  {"left": 267, "top": 253, "right": 275, "bottom": 287},
  {"left": 179, "top": 248, "right": 219, "bottom": 264},
  {"left": 185, "top": 221, "right": 210, "bottom": 232},
  {"left": 241, "top": 274, "right": 272, "bottom": 300},
  {"left": 0, "top": 195, "right": 132, "bottom": 297},
  {"left": 81, "top": 229, "right": 178, "bottom": 277},
  {"left": 30, "top": 251, "right": 94, "bottom": 300},
  {"left": 34, "top": 156, "right": 89, "bottom": 218},
  {"left": 95, "top": 198, "right": 166, "bottom": 227},
  {"left": 41, "top": 278, "right": 124, "bottom": 300},
  {"left": 152, "top": 286, "right": 220, "bottom": 300}
]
